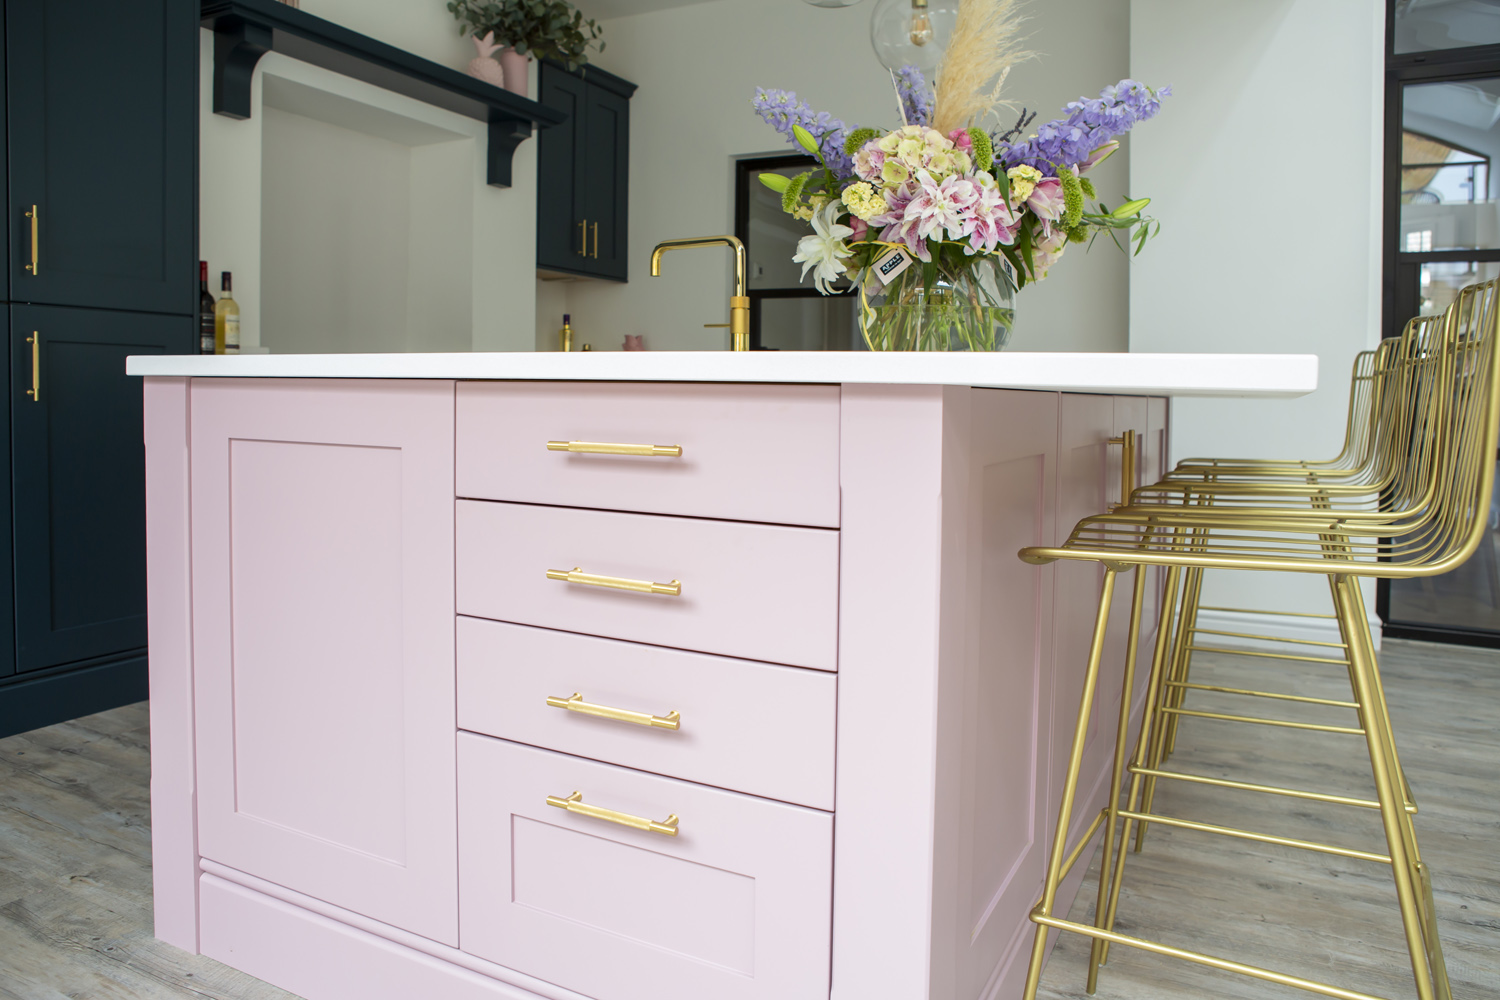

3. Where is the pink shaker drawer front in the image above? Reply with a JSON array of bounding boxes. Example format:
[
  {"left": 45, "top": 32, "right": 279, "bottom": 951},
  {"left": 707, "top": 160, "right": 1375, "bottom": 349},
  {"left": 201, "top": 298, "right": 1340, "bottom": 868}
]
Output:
[
  {"left": 455, "top": 381, "right": 840, "bottom": 527},
  {"left": 456, "top": 617, "right": 837, "bottom": 810},
  {"left": 457, "top": 734, "right": 833, "bottom": 1000},
  {"left": 455, "top": 500, "right": 839, "bottom": 671}
]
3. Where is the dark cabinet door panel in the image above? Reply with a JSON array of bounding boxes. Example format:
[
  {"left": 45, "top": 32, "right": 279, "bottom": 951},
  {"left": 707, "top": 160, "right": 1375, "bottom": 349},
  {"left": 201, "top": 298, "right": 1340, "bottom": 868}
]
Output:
[
  {"left": 11, "top": 304, "right": 193, "bottom": 672},
  {"left": 582, "top": 87, "right": 628, "bottom": 281},
  {"left": 6, "top": 0, "right": 195, "bottom": 314},
  {"left": 536, "top": 67, "right": 587, "bottom": 273}
]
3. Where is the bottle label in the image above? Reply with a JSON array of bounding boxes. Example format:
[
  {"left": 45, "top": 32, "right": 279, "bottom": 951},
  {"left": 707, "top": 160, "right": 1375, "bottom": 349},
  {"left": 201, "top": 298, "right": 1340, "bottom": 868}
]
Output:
[
  {"left": 224, "top": 317, "right": 241, "bottom": 355},
  {"left": 201, "top": 315, "right": 216, "bottom": 354}
]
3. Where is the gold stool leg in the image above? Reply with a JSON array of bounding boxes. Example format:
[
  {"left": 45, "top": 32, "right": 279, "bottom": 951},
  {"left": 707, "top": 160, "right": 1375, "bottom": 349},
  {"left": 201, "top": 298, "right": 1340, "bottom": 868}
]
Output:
[
  {"left": 1096, "top": 564, "right": 1184, "bottom": 972},
  {"left": 1335, "top": 574, "right": 1446, "bottom": 1000},
  {"left": 1087, "top": 566, "right": 1151, "bottom": 991},
  {"left": 1162, "top": 561, "right": 1205, "bottom": 759},
  {"left": 1137, "top": 562, "right": 1201, "bottom": 850},
  {"left": 1022, "top": 567, "right": 1126, "bottom": 1000}
]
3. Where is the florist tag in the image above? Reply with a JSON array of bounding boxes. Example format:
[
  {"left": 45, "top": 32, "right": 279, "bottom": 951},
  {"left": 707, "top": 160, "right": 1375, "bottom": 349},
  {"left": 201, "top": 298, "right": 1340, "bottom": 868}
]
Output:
[{"left": 865, "top": 245, "right": 914, "bottom": 295}]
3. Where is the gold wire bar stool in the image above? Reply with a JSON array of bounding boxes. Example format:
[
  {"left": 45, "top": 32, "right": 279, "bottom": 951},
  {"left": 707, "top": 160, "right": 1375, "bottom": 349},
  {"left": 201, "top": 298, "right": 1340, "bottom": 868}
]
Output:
[{"left": 1015, "top": 278, "right": 1498, "bottom": 1000}]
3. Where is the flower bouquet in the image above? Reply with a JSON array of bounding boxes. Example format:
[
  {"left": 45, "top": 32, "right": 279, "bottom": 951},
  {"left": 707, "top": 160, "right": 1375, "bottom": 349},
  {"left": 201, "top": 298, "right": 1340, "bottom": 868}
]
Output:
[{"left": 752, "top": 0, "right": 1169, "bottom": 351}]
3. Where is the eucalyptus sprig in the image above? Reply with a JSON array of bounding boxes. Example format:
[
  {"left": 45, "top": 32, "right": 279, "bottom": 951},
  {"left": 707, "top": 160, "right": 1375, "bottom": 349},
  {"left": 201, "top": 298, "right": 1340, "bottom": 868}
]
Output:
[{"left": 447, "top": 0, "right": 605, "bottom": 71}]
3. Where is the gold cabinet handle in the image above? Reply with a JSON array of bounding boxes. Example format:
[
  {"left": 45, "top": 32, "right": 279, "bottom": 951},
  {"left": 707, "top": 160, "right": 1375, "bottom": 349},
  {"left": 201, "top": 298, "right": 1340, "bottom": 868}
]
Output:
[
  {"left": 25, "top": 333, "right": 39, "bottom": 401},
  {"left": 546, "top": 790, "right": 679, "bottom": 837},
  {"left": 546, "top": 567, "right": 681, "bottom": 596},
  {"left": 547, "top": 440, "right": 683, "bottom": 458},
  {"left": 591, "top": 221, "right": 599, "bottom": 259},
  {"left": 24, "top": 205, "right": 38, "bottom": 275},
  {"left": 578, "top": 219, "right": 588, "bottom": 257},
  {"left": 1107, "top": 429, "right": 1136, "bottom": 511},
  {"left": 546, "top": 692, "right": 681, "bottom": 730}
]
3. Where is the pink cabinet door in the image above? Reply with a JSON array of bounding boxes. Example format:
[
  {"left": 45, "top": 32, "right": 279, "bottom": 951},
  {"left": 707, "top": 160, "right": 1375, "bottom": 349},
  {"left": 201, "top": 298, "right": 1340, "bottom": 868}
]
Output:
[
  {"left": 458, "top": 734, "right": 833, "bottom": 1000},
  {"left": 189, "top": 379, "right": 459, "bottom": 946}
]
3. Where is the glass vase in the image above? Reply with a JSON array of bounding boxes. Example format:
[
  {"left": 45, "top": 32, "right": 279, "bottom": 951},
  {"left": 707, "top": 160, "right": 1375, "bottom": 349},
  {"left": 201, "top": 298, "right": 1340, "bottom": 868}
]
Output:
[{"left": 860, "top": 256, "right": 1016, "bottom": 352}]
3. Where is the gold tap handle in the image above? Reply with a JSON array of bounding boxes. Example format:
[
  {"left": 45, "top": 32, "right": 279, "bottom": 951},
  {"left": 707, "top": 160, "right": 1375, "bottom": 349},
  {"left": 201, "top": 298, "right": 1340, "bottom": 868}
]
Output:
[
  {"left": 546, "top": 790, "right": 680, "bottom": 837},
  {"left": 591, "top": 222, "right": 599, "bottom": 259},
  {"left": 578, "top": 219, "right": 588, "bottom": 257},
  {"left": 25, "top": 333, "right": 39, "bottom": 401},
  {"left": 24, "top": 205, "right": 38, "bottom": 275},
  {"left": 546, "top": 567, "right": 682, "bottom": 596},
  {"left": 546, "top": 692, "right": 681, "bottom": 730},
  {"left": 1107, "top": 430, "right": 1136, "bottom": 511},
  {"left": 547, "top": 440, "right": 682, "bottom": 458}
]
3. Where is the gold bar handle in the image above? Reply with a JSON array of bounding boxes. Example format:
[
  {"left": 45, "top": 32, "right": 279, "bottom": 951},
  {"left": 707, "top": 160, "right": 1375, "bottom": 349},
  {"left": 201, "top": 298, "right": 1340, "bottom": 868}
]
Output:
[
  {"left": 546, "top": 567, "right": 681, "bottom": 596},
  {"left": 25, "top": 333, "right": 39, "bottom": 401},
  {"left": 546, "top": 692, "right": 681, "bottom": 730},
  {"left": 578, "top": 219, "right": 588, "bottom": 257},
  {"left": 1107, "top": 429, "right": 1136, "bottom": 511},
  {"left": 591, "top": 221, "right": 599, "bottom": 259},
  {"left": 24, "top": 205, "right": 38, "bottom": 275},
  {"left": 547, "top": 440, "right": 683, "bottom": 458},
  {"left": 546, "top": 790, "right": 679, "bottom": 836}
]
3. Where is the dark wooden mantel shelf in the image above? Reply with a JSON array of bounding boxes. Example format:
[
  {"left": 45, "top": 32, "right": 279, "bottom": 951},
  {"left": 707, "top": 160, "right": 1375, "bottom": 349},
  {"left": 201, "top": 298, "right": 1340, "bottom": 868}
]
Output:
[{"left": 201, "top": 0, "right": 566, "bottom": 187}]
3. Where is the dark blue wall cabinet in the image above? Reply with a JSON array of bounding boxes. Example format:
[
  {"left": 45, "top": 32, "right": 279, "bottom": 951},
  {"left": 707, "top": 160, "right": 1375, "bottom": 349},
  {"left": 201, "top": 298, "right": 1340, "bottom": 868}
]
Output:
[
  {"left": 8, "top": 0, "right": 196, "bottom": 315},
  {"left": 0, "top": 0, "right": 196, "bottom": 737},
  {"left": 537, "top": 62, "right": 634, "bottom": 282}
]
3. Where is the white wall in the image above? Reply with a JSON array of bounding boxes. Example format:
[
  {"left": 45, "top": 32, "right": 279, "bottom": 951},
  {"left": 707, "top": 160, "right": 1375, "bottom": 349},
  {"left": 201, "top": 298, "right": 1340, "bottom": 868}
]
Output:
[
  {"left": 550, "top": 0, "right": 1133, "bottom": 352},
  {"left": 1130, "top": 0, "right": 1386, "bottom": 620},
  {"left": 199, "top": 0, "right": 539, "bottom": 353}
]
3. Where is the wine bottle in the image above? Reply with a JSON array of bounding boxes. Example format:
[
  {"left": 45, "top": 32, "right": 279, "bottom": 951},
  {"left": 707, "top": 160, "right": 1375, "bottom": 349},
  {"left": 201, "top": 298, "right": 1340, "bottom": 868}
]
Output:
[
  {"left": 559, "top": 314, "right": 573, "bottom": 352},
  {"left": 199, "top": 261, "right": 216, "bottom": 354},
  {"left": 215, "top": 272, "right": 240, "bottom": 355}
]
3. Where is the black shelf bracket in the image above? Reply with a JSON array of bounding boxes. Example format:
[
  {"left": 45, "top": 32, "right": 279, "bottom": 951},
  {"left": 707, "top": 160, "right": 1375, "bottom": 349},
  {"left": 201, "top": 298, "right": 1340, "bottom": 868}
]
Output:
[{"left": 201, "top": 0, "right": 566, "bottom": 188}]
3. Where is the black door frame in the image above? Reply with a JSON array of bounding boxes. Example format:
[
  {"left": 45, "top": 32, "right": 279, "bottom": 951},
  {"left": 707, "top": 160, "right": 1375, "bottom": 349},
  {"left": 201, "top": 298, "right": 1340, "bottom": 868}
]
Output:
[{"left": 1378, "top": 2, "right": 1500, "bottom": 646}]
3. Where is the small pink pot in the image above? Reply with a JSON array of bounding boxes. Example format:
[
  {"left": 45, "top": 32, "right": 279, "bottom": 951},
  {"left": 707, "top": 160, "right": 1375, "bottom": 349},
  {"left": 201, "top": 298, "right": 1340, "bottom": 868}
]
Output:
[{"left": 499, "top": 48, "right": 531, "bottom": 97}]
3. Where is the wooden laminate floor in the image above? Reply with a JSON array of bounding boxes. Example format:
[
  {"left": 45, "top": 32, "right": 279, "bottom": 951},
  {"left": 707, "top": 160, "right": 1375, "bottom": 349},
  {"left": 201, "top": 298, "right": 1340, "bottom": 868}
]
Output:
[{"left": 0, "top": 640, "right": 1495, "bottom": 1000}]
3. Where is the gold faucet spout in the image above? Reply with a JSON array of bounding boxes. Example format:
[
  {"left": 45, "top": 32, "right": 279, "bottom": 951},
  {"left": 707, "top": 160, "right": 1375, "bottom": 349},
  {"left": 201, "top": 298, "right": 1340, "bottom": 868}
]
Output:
[{"left": 650, "top": 235, "right": 751, "bottom": 351}]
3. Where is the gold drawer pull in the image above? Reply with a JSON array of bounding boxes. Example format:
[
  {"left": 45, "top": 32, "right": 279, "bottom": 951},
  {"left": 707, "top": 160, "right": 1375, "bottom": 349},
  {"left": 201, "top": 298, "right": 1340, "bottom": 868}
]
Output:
[
  {"left": 546, "top": 691, "right": 681, "bottom": 730},
  {"left": 547, "top": 440, "right": 683, "bottom": 458},
  {"left": 546, "top": 790, "right": 679, "bottom": 837},
  {"left": 546, "top": 567, "right": 681, "bottom": 596}
]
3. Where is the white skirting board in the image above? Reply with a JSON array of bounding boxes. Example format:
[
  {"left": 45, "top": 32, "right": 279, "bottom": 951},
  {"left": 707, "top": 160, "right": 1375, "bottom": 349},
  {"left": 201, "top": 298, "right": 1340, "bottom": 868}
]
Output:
[{"left": 1192, "top": 606, "right": 1381, "bottom": 653}]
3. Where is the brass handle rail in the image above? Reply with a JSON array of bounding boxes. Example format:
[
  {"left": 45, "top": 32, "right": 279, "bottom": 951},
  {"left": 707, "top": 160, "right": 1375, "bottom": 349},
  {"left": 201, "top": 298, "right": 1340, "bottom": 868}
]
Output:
[
  {"left": 547, "top": 440, "right": 683, "bottom": 458},
  {"left": 25, "top": 333, "right": 39, "bottom": 401},
  {"left": 546, "top": 790, "right": 679, "bottom": 837},
  {"left": 546, "top": 567, "right": 682, "bottom": 596},
  {"left": 578, "top": 219, "right": 588, "bottom": 257},
  {"left": 1107, "top": 429, "right": 1136, "bottom": 512},
  {"left": 591, "top": 221, "right": 599, "bottom": 259},
  {"left": 546, "top": 691, "right": 681, "bottom": 730},
  {"left": 24, "top": 205, "right": 37, "bottom": 275}
]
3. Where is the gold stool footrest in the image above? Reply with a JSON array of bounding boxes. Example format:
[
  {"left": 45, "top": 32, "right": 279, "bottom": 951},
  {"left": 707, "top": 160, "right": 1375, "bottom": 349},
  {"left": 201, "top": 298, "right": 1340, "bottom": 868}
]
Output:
[
  {"left": 546, "top": 790, "right": 679, "bottom": 836},
  {"left": 546, "top": 567, "right": 682, "bottom": 596}
]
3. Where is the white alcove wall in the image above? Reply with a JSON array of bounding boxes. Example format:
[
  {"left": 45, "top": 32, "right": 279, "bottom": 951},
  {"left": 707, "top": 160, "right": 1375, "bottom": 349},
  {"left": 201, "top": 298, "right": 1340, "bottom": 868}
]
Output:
[{"left": 198, "top": 29, "right": 539, "bottom": 354}]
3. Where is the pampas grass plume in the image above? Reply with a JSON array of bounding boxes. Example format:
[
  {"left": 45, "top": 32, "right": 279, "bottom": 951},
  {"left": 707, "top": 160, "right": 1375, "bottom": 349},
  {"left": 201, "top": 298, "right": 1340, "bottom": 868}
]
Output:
[{"left": 932, "top": 0, "right": 1033, "bottom": 135}]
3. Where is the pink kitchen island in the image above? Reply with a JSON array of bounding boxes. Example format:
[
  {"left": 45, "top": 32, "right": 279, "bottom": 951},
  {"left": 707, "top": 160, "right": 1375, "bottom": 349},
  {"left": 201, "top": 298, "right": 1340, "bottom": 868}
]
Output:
[{"left": 128, "top": 351, "right": 1316, "bottom": 1000}]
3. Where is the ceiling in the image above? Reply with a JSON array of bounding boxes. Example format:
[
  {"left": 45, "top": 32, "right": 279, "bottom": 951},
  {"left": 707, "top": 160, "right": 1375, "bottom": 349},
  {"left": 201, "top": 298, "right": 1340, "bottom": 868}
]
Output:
[{"left": 579, "top": 0, "right": 723, "bottom": 21}]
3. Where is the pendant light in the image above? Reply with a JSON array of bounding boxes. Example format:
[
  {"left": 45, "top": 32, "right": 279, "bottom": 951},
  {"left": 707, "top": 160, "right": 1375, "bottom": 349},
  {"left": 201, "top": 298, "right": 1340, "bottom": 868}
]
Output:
[{"left": 869, "top": 0, "right": 957, "bottom": 73}]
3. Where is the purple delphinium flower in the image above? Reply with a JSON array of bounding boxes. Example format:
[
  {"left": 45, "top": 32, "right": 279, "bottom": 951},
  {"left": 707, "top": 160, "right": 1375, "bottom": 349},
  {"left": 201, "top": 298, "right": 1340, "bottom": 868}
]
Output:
[
  {"left": 893, "top": 64, "right": 933, "bottom": 127},
  {"left": 997, "top": 79, "right": 1171, "bottom": 174},
  {"left": 751, "top": 87, "right": 855, "bottom": 181}
]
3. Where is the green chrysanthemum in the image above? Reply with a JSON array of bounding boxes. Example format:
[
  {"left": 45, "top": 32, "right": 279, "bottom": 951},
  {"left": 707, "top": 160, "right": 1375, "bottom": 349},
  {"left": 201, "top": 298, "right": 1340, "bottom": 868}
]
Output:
[
  {"left": 967, "top": 128, "right": 993, "bottom": 174},
  {"left": 1080, "top": 177, "right": 1096, "bottom": 200},
  {"left": 1058, "top": 167, "right": 1085, "bottom": 229},
  {"left": 843, "top": 128, "right": 879, "bottom": 157},
  {"left": 1067, "top": 225, "right": 1089, "bottom": 244},
  {"left": 782, "top": 172, "right": 810, "bottom": 215}
]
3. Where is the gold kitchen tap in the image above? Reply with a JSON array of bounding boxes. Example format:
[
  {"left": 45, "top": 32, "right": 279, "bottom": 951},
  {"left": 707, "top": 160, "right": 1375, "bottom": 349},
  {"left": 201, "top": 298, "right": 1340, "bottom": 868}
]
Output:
[{"left": 650, "top": 235, "right": 750, "bottom": 351}]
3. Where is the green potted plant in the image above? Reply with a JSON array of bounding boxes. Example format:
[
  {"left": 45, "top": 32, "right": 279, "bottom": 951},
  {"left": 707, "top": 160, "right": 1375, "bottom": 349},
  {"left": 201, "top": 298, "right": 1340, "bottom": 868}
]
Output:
[{"left": 448, "top": 0, "right": 605, "bottom": 96}]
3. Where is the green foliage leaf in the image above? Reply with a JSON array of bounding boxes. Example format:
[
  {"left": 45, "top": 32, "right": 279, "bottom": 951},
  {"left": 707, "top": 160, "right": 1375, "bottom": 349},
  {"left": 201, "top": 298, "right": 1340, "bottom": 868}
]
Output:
[{"left": 448, "top": 0, "right": 605, "bottom": 68}]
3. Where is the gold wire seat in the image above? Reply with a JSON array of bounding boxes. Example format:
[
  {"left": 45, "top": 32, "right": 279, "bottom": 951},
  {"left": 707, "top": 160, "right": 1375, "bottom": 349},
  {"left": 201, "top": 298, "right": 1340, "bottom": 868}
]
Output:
[{"left": 1016, "top": 278, "right": 1499, "bottom": 1000}]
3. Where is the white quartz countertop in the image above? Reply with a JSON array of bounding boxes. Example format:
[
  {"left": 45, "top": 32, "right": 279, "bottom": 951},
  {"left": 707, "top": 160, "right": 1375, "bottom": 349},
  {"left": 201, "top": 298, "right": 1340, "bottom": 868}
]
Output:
[{"left": 125, "top": 351, "right": 1318, "bottom": 397}]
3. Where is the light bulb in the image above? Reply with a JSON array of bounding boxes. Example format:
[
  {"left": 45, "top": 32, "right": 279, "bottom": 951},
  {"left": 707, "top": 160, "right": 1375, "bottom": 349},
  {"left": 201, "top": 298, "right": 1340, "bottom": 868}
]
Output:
[{"left": 870, "top": 0, "right": 956, "bottom": 73}]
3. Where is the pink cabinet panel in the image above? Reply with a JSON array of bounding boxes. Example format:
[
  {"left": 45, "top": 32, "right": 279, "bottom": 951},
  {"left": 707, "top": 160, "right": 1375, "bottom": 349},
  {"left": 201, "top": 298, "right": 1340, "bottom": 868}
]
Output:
[
  {"left": 457, "top": 734, "right": 833, "bottom": 1000},
  {"left": 456, "top": 618, "right": 837, "bottom": 809},
  {"left": 189, "top": 378, "right": 459, "bottom": 946},
  {"left": 456, "top": 381, "right": 840, "bottom": 527},
  {"left": 455, "top": 500, "right": 840, "bottom": 671}
]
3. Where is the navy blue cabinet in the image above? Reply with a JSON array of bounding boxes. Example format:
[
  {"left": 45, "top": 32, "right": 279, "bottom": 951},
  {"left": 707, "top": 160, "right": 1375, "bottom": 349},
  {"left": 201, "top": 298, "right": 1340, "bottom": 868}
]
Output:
[
  {"left": 0, "top": 0, "right": 196, "bottom": 738},
  {"left": 6, "top": 0, "right": 196, "bottom": 315},
  {"left": 536, "top": 62, "right": 634, "bottom": 282}
]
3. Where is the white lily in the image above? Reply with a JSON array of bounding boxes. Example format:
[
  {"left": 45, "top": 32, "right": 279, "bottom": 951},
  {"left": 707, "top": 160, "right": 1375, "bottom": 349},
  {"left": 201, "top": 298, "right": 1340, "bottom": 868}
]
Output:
[{"left": 793, "top": 200, "right": 855, "bottom": 294}]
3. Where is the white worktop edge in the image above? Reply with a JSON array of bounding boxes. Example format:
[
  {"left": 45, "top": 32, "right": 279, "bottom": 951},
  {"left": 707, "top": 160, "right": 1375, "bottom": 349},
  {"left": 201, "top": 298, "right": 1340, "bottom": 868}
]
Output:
[{"left": 125, "top": 351, "right": 1318, "bottom": 397}]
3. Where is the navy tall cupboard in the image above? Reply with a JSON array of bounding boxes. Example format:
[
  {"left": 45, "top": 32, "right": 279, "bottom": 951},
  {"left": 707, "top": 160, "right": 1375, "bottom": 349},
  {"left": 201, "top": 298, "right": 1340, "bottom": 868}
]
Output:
[{"left": 0, "top": 0, "right": 197, "bottom": 738}]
